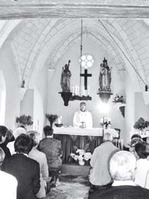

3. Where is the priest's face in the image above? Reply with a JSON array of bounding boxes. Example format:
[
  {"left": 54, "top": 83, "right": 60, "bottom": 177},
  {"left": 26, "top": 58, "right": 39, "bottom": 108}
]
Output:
[{"left": 80, "top": 103, "right": 86, "bottom": 112}]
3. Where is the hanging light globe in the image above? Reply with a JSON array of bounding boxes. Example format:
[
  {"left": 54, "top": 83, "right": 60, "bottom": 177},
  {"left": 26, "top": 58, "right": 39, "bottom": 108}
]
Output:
[{"left": 79, "top": 54, "right": 94, "bottom": 68}]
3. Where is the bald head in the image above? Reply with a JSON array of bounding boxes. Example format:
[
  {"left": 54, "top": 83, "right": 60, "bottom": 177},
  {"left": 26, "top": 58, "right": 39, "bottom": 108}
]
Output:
[{"left": 109, "top": 151, "right": 136, "bottom": 181}]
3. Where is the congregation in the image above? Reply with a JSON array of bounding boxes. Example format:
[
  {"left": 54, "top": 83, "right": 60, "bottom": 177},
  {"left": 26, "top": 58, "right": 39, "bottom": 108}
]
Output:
[
  {"left": 1, "top": 2, "right": 149, "bottom": 199},
  {"left": 0, "top": 124, "right": 149, "bottom": 199},
  {"left": 0, "top": 125, "right": 62, "bottom": 199}
]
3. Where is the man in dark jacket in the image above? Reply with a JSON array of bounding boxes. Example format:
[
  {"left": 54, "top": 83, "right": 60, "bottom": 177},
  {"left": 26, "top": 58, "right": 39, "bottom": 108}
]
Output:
[
  {"left": 2, "top": 134, "right": 40, "bottom": 199},
  {"left": 38, "top": 125, "right": 62, "bottom": 187}
]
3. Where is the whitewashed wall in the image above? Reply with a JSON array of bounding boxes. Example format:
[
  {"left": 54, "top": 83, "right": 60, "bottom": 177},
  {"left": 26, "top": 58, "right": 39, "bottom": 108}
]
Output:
[
  {"left": 47, "top": 36, "right": 126, "bottom": 138},
  {"left": 0, "top": 41, "right": 20, "bottom": 130}
]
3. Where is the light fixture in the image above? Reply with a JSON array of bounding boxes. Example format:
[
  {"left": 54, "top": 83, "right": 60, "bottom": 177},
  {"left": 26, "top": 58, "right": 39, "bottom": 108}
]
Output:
[
  {"left": 21, "top": 80, "right": 25, "bottom": 88},
  {"left": 71, "top": 19, "right": 93, "bottom": 101},
  {"left": 20, "top": 79, "right": 26, "bottom": 101},
  {"left": 98, "top": 102, "right": 110, "bottom": 115},
  {"left": 145, "top": 85, "right": 148, "bottom": 92},
  {"left": 79, "top": 54, "right": 94, "bottom": 69}
]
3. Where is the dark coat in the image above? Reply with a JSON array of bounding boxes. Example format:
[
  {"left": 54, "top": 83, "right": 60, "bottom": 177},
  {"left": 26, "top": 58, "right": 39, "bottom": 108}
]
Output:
[
  {"left": 0, "top": 143, "right": 11, "bottom": 158},
  {"left": 88, "top": 185, "right": 149, "bottom": 199},
  {"left": 38, "top": 137, "right": 62, "bottom": 169},
  {"left": 2, "top": 153, "right": 40, "bottom": 199}
]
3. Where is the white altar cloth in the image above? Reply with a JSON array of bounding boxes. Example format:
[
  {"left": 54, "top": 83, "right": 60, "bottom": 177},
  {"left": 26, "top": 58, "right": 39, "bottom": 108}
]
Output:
[{"left": 53, "top": 127, "right": 118, "bottom": 137}]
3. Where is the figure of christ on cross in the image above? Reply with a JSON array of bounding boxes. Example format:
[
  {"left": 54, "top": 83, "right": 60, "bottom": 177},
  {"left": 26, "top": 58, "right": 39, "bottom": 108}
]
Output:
[{"left": 80, "top": 69, "right": 92, "bottom": 90}]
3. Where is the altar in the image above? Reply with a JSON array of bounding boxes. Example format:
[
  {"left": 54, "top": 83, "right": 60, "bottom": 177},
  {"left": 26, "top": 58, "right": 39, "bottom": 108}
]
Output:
[{"left": 53, "top": 127, "right": 119, "bottom": 163}]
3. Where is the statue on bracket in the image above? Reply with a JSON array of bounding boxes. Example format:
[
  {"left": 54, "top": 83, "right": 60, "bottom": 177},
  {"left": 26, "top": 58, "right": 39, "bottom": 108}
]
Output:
[
  {"left": 60, "top": 60, "right": 71, "bottom": 92},
  {"left": 97, "top": 58, "right": 112, "bottom": 103},
  {"left": 99, "top": 58, "right": 111, "bottom": 91},
  {"left": 59, "top": 60, "right": 72, "bottom": 106}
]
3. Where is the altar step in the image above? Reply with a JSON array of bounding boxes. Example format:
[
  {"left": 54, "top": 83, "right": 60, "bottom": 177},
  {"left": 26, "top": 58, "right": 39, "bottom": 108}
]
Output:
[{"left": 61, "top": 164, "right": 90, "bottom": 176}]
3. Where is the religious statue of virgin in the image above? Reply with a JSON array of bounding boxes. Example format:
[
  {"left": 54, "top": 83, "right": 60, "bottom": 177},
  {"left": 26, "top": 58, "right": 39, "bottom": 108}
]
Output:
[
  {"left": 60, "top": 60, "right": 71, "bottom": 92},
  {"left": 99, "top": 58, "right": 111, "bottom": 91}
]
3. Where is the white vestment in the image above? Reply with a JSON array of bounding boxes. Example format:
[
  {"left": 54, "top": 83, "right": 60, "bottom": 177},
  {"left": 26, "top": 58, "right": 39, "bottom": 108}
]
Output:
[{"left": 73, "top": 110, "right": 93, "bottom": 128}]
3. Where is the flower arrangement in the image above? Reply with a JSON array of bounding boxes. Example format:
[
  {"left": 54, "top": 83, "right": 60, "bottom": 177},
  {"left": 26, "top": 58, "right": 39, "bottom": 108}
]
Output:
[
  {"left": 100, "top": 117, "right": 111, "bottom": 128},
  {"left": 113, "top": 94, "right": 125, "bottom": 103},
  {"left": 133, "top": 117, "right": 149, "bottom": 130},
  {"left": 16, "top": 114, "right": 33, "bottom": 126},
  {"left": 69, "top": 149, "right": 92, "bottom": 166},
  {"left": 45, "top": 114, "right": 58, "bottom": 127}
]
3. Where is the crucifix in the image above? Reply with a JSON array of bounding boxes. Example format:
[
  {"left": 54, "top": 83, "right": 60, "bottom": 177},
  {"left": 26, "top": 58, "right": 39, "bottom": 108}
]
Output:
[{"left": 80, "top": 69, "right": 92, "bottom": 90}]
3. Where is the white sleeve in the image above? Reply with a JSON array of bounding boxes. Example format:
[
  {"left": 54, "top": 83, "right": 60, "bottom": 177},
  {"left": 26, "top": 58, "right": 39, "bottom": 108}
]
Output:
[{"left": 73, "top": 111, "right": 81, "bottom": 127}]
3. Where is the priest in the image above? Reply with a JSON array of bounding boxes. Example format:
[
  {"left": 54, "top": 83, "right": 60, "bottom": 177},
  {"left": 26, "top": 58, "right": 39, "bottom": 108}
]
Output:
[{"left": 73, "top": 102, "right": 93, "bottom": 128}]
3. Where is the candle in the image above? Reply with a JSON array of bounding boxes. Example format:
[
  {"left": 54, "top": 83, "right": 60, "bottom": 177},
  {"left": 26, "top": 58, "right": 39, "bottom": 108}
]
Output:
[
  {"left": 74, "top": 85, "right": 77, "bottom": 95},
  {"left": 57, "top": 116, "right": 62, "bottom": 124},
  {"left": 82, "top": 86, "right": 85, "bottom": 96},
  {"left": 76, "top": 86, "right": 79, "bottom": 95},
  {"left": 72, "top": 86, "right": 75, "bottom": 95},
  {"left": 87, "top": 86, "right": 90, "bottom": 96}
]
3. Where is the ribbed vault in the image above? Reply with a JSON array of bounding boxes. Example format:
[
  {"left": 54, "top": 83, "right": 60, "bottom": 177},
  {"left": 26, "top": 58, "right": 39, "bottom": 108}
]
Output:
[
  {"left": 7, "top": 18, "right": 147, "bottom": 91},
  {"left": 0, "top": 2, "right": 148, "bottom": 93}
]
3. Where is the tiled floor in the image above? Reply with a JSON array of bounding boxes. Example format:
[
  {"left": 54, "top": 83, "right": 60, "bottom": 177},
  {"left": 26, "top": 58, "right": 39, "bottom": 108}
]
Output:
[{"left": 46, "top": 175, "right": 90, "bottom": 199}]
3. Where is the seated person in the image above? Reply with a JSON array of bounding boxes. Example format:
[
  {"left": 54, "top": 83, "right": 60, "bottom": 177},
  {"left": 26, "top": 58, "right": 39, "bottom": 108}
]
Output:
[
  {"left": 27, "top": 130, "right": 49, "bottom": 198},
  {"left": 0, "top": 126, "right": 11, "bottom": 159},
  {"left": 134, "top": 142, "right": 149, "bottom": 189},
  {"left": 38, "top": 125, "right": 62, "bottom": 187},
  {"left": 88, "top": 150, "right": 149, "bottom": 199},
  {"left": 2, "top": 134, "right": 40, "bottom": 199},
  {"left": 7, "top": 126, "right": 26, "bottom": 155},
  {"left": 89, "top": 133, "right": 118, "bottom": 191},
  {"left": 73, "top": 102, "right": 93, "bottom": 128},
  {"left": 5, "top": 129, "right": 15, "bottom": 145},
  {"left": 124, "top": 134, "right": 143, "bottom": 152},
  {"left": 0, "top": 147, "right": 18, "bottom": 199}
]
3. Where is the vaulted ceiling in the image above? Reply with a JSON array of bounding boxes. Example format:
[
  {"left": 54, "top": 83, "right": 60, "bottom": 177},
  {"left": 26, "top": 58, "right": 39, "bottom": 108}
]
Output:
[{"left": 0, "top": 1, "right": 149, "bottom": 91}]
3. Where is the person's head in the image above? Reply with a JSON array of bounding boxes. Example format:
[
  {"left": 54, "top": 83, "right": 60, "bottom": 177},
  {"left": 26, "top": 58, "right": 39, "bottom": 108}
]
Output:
[
  {"left": 6, "top": 129, "right": 15, "bottom": 143},
  {"left": 14, "top": 134, "right": 33, "bottom": 154},
  {"left": 103, "top": 132, "right": 113, "bottom": 142},
  {"left": 131, "top": 134, "right": 142, "bottom": 140},
  {"left": 134, "top": 142, "right": 148, "bottom": 159},
  {"left": 13, "top": 127, "right": 26, "bottom": 139},
  {"left": 0, "top": 126, "right": 8, "bottom": 144},
  {"left": 129, "top": 134, "right": 143, "bottom": 153},
  {"left": 27, "top": 130, "right": 40, "bottom": 147},
  {"left": 131, "top": 134, "right": 142, "bottom": 145},
  {"left": 19, "top": 125, "right": 27, "bottom": 131},
  {"left": 43, "top": 125, "right": 53, "bottom": 136},
  {"left": 109, "top": 150, "right": 136, "bottom": 181},
  {"left": 80, "top": 102, "right": 86, "bottom": 112},
  {"left": 0, "top": 147, "right": 5, "bottom": 166}
]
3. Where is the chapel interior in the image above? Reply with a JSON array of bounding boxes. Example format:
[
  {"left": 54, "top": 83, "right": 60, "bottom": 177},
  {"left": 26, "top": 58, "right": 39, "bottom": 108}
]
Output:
[{"left": 1, "top": 0, "right": 149, "bottom": 146}]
